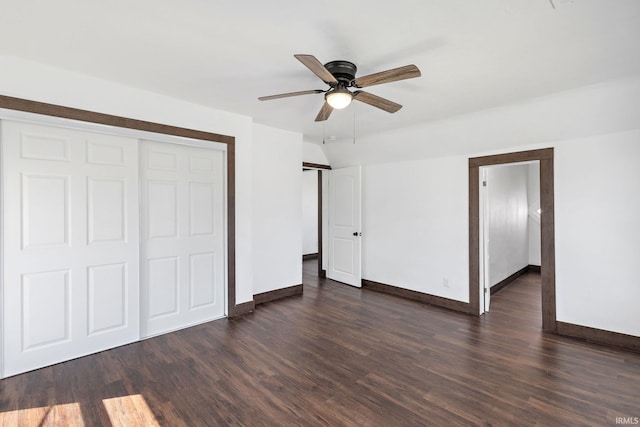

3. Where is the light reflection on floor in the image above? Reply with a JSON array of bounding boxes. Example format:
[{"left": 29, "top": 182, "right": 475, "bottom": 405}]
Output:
[
  {"left": 0, "top": 394, "right": 159, "bottom": 427},
  {"left": 0, "top": 403, "right": 84, "bottom": 426},
  {"left": 103, "top": 394, "right": 160, "bottom": 427}
]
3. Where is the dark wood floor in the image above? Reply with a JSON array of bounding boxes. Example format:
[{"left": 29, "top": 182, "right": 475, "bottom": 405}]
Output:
[{"left": 1, "top": 261, "right": 639, "bottom": 426}]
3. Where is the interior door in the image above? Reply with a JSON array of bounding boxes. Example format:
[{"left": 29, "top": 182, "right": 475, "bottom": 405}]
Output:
[
  {"left": 328, "top": 166, "right": 361, "bottom": 287},
  {"left": 140, "top": 140, "right": 225, "bottom": 338},
  {"left": 1, "top": 120, "right": 140, "bottom": 377}
]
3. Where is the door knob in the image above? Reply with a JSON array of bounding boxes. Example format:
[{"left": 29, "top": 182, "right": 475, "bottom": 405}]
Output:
[{"left": 353, "top": 232, "right": 361, "bottom": 236}]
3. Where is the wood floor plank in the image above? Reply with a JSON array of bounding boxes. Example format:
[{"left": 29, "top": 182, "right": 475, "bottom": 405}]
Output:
[{"left": 1, "top": 262, "right": 639, "bottom": 426}]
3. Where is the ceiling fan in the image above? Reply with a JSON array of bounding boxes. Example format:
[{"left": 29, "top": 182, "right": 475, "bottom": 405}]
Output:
[{"left": 258, "top": 54, "right": 421, "bottom": 122}]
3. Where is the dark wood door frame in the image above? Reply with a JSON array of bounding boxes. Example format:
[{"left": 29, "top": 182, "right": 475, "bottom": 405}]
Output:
[
  {"left": 469, "top": 148, "right": 556, "bottom": 332},
  {"left": 316, "top": 169, "right": 326, "bottom": 278},
  {"left": 303, "top": 162, "right": 331, "bottom": 278}
]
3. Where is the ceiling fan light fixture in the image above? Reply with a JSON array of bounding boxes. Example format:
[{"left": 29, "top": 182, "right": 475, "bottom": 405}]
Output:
[
  {"left": 326, "top": 87, "right": 353, "bottom": 109},
  {"left": 259, "top": 54, "right": 421, "bottom": 121}
]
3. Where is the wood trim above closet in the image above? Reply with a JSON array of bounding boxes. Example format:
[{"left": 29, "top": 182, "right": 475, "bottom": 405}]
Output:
[{"left": 0, "top": 95, "right": 234, "bottom": 144}]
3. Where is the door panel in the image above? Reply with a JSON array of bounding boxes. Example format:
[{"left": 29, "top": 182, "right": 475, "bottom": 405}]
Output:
[
  {"left": 87, "top": 178, "right": 126, "bottom": 243},
  {"left": 147, "top": 256, "right": 180, "bottom": 318},
  {"left": 87, "top": 263, "right": 128, "bottom": 335},
  {"left": 147, "top": 180, "right": 179, "bottom": 238},
  {"left": 189, "top": 182, "right": 215, "bottom": 235},
  {"left": 190, "top": 252, "right": 217, "bottom": 308},
  {"left": 22, "top": 270, "right": 70, "bottom": 350},
  {"left": 2, "top": 120, "right": 140, "bottom": 377},
  {"left": 22, "top": 174, "right": 70, "bottom": 248},
  {"left": 140, "top": 141, "right": 225, "bottom": 337},
  {"left": 328, "top": 166, "right": 361, "bottom": 287}
]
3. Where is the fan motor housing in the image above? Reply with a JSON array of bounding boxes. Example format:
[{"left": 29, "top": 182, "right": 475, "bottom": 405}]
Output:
[{"left": 324, "top": 60, "right": 357, "bottom": 86}]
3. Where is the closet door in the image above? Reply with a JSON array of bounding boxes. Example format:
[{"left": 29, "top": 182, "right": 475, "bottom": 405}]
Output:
[
  {"left": 140, "top": 140, "right": 225, "bottom": 338},
  {"left": 1, "top": 120, "right": 140, "bottom": 377}
]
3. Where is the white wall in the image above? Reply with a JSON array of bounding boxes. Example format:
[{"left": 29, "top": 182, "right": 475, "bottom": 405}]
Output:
[
  {"left": 362, "top": 156, "right": 469, "bottom": 302},
  {"left": 324, "top": 75, "right": 640, "bottom": 168},
  {"left": 303, "top": 141, "right": 330, "bottom": 165},
  {"left": 527, "top": 162, "right": 542, "bottom": 266},
  {"left": 302, "top": 170, "right": 318, "bottom": 255},
  {"left": 555, "top": 131, "right": 640, "bottom": 336},
  {"left": 251, "top": 124, "right": 303, "bottom": 294},
  {"left": 486, "top": 164, "right": 530, "bottom": 286}
]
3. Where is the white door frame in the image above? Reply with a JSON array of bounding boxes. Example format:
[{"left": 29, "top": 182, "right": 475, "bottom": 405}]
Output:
[{"left": 479, "top": 167, "right": 490, "bottom": 314}]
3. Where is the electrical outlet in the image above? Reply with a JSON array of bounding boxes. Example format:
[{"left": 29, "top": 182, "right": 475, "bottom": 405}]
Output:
[{"left": 443, "top": 278, "right": 450, "bottom": 288}]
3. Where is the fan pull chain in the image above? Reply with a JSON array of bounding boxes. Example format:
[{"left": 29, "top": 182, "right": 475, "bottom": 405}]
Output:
[{"left": 322, "top": 121, "right": 326, "bottom": 144}]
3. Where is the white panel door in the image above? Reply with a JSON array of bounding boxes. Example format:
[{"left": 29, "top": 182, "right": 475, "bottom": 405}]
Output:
[
  {"left": 140, "top": 140, "right": 225, "bottom": 338},
  {"left": 328, "top": 166, "right": 362, "bottom": 287},
  {"left": 1, "top": 120, "right": 139, "bottom": 377}
]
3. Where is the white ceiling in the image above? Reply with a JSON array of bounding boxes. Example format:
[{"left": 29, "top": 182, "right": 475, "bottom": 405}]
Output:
[{"left": 1, "top": 0, "right": 639, "bottom": 144}]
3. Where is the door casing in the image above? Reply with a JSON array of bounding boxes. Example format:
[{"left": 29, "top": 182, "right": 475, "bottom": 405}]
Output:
[{"left": 469, "top": 148, "right": 556, "bottom": 331}]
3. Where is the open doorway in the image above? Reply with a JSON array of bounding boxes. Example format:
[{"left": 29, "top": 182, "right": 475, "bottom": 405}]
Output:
[
  {"left": 479, "top": 161, "right": 541, "bottom": 313},
  {"left": 302, "top": 162, "right": 330, "bottom": 278},
  {"left": 469, "top": 148, "right": 556, "bottom": 332}
]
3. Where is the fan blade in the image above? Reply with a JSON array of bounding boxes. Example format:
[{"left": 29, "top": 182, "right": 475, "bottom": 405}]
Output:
[
  {"left": 258, "top": 89, "right": 324, "bottom": 101},
  {"left": 353, "top": 91, "right": 402, "bottom": 113},
  {"left": 294, "top": 54, "right": 338, "bottom": 85},
  {"left": 354, "top": 64, "right": 421, "bottom": 88},
  {"left": 314, "top": 102, "right": 334, "bottom": 122}
]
